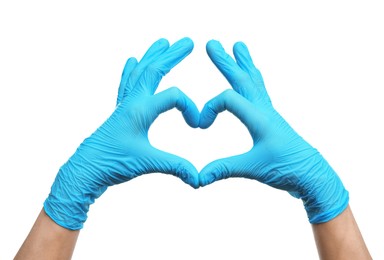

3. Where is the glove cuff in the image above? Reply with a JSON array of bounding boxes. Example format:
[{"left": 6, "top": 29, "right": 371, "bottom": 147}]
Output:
[
  {"left": 43, "top": 161, "right": 107, "bottom": 230},
  {"left": 301, "top": 155, "right": 349, "bottom": 224}
]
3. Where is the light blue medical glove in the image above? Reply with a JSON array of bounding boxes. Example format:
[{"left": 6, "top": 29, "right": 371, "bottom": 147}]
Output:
[
  {"left": 44, "top": 37, "right": 200, "bottom": 230},
  {"left": 199, "top": 40, "right": 349, "bottom": 224}
]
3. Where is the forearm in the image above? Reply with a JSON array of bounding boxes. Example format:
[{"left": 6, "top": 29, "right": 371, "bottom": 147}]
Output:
[
  {"left": 15, "top": 208, "right": 79, "bottom": 260},
  {"left": 312, "top": 204, "right": 371, "bottom": 260}
]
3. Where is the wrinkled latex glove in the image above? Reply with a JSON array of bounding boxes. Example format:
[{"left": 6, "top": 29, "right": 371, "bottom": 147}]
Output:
[
  {"left": 44, "top": 38, "right": 200, "bottom": 230},
  {"left": 199, "top": 40, "right": 349, "bottom": 224}
]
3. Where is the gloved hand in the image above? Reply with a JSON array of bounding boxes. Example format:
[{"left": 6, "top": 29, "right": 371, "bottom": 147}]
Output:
[
  {"left": 44, "top": 37, "right": 200, "bottom": 230},
  {"left": 199, "top": 40, "right": 349, "bottom": 224}
]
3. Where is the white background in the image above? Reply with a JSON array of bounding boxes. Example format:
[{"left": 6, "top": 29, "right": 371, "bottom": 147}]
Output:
[{"left": 1, "top": 0, "right": 383, "bottom": 259}]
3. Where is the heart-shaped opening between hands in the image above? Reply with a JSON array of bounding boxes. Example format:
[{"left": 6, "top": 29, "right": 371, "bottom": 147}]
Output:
[{"left": 148, "top": 108, "right": 253, "bottom": 174}]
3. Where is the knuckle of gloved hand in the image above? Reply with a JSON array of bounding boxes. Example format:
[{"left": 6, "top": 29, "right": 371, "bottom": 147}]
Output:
[
  {"left": 222, "top": 89, "right": 235, "bottom": 99},
  {"left": 169, "top": 87, "right": 187, "bottom": 107},
  {"left": 168, "top": 86, "right": 182, "bottom": 98}
]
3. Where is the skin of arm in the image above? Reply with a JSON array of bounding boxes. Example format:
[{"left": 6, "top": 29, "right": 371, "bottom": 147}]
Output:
[
  {"left": 312, "top": 205, "right": 372, "bottom": 260},
  {"left": 14, "top": 206, "right": 372, "bottom": 260},
  {"left": 14, "top": 208, "right": 79, "bottom": 260}
]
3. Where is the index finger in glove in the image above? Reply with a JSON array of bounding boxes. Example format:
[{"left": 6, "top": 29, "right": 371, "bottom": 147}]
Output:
[
  {"left": 151, "top": 87, "right": 200, "bottom": 128},
  {"left": 199, "top": 89, "right": 259, "bottom": 134}
]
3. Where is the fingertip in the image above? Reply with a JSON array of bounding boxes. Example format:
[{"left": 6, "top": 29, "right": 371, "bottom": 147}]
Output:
[
  {"left": 233, "top": 41, "right": 247, "bottom": 51},
  {"left": 182, "top": 97, "right": 200, "bottom": 128},
  {"left": 233, "top": 41, "right": 252, "bottom": 62},
  {"left": 206, "top": 39, "right": 223, "bottom": 55},
  {"left": 199, "top": 101, "right": 216, "bottom": 129},
  {"left": 187, "top": 114, "right": 200, "bottom": 128},
  {"left": 121, "top": 57, "right": 138, "bottom": 77},
  {"left": 191, "top": 177, "right": 200, "bottom": 189},
  {"left": 206, "top": 39, "right": 220, "bottom": 48},
  {"left": 198, "top": 114, "right": 215, "bottom": 129},
  {"left": 177, "top": 163, "right": 200, "bottom": 189},
  {"left": 179, "top": 37, "right": 194, "bottom": 49},
  {"left": 199, "top": 92, "right": 227, "bottom": 129},
  {"left": 198, "top": 174, "right": 208, "bottom": 187},
  {"left": 198, "top": 169, "right": 216, "bottom": 187},
  {"left": 155, "top": 38, "right": 170, "bottom": 48},
  {"left": 172, "top": 37, "right": 194, "bottom": 56},
  {"left": 184, "top": 112, "right": 199, "bottom": 129},
  {"left": 126, "top": 56, "right": 138, "bottom": 64},
  {"left": 200, "top": 161, "right": 223, "bottom": 187},
  {"left": 198, "top": 121, "right": 209, "bottom": 129}
]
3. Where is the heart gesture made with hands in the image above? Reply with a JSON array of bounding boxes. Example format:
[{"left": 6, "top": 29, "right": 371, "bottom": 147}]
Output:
[{"left": 44, "top": 37, "right": 349, "bottom": 230}]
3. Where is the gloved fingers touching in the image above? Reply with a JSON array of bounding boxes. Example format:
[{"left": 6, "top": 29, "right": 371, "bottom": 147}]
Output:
[
  {"left": 117, "top": 57, "right": 138, "bottom": 106},
  {"left": 151, "top": 87, "right": 200, "bottom": 128},
  {"left": 129, "top": 37, "right": 194, "bottom": 98}
]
